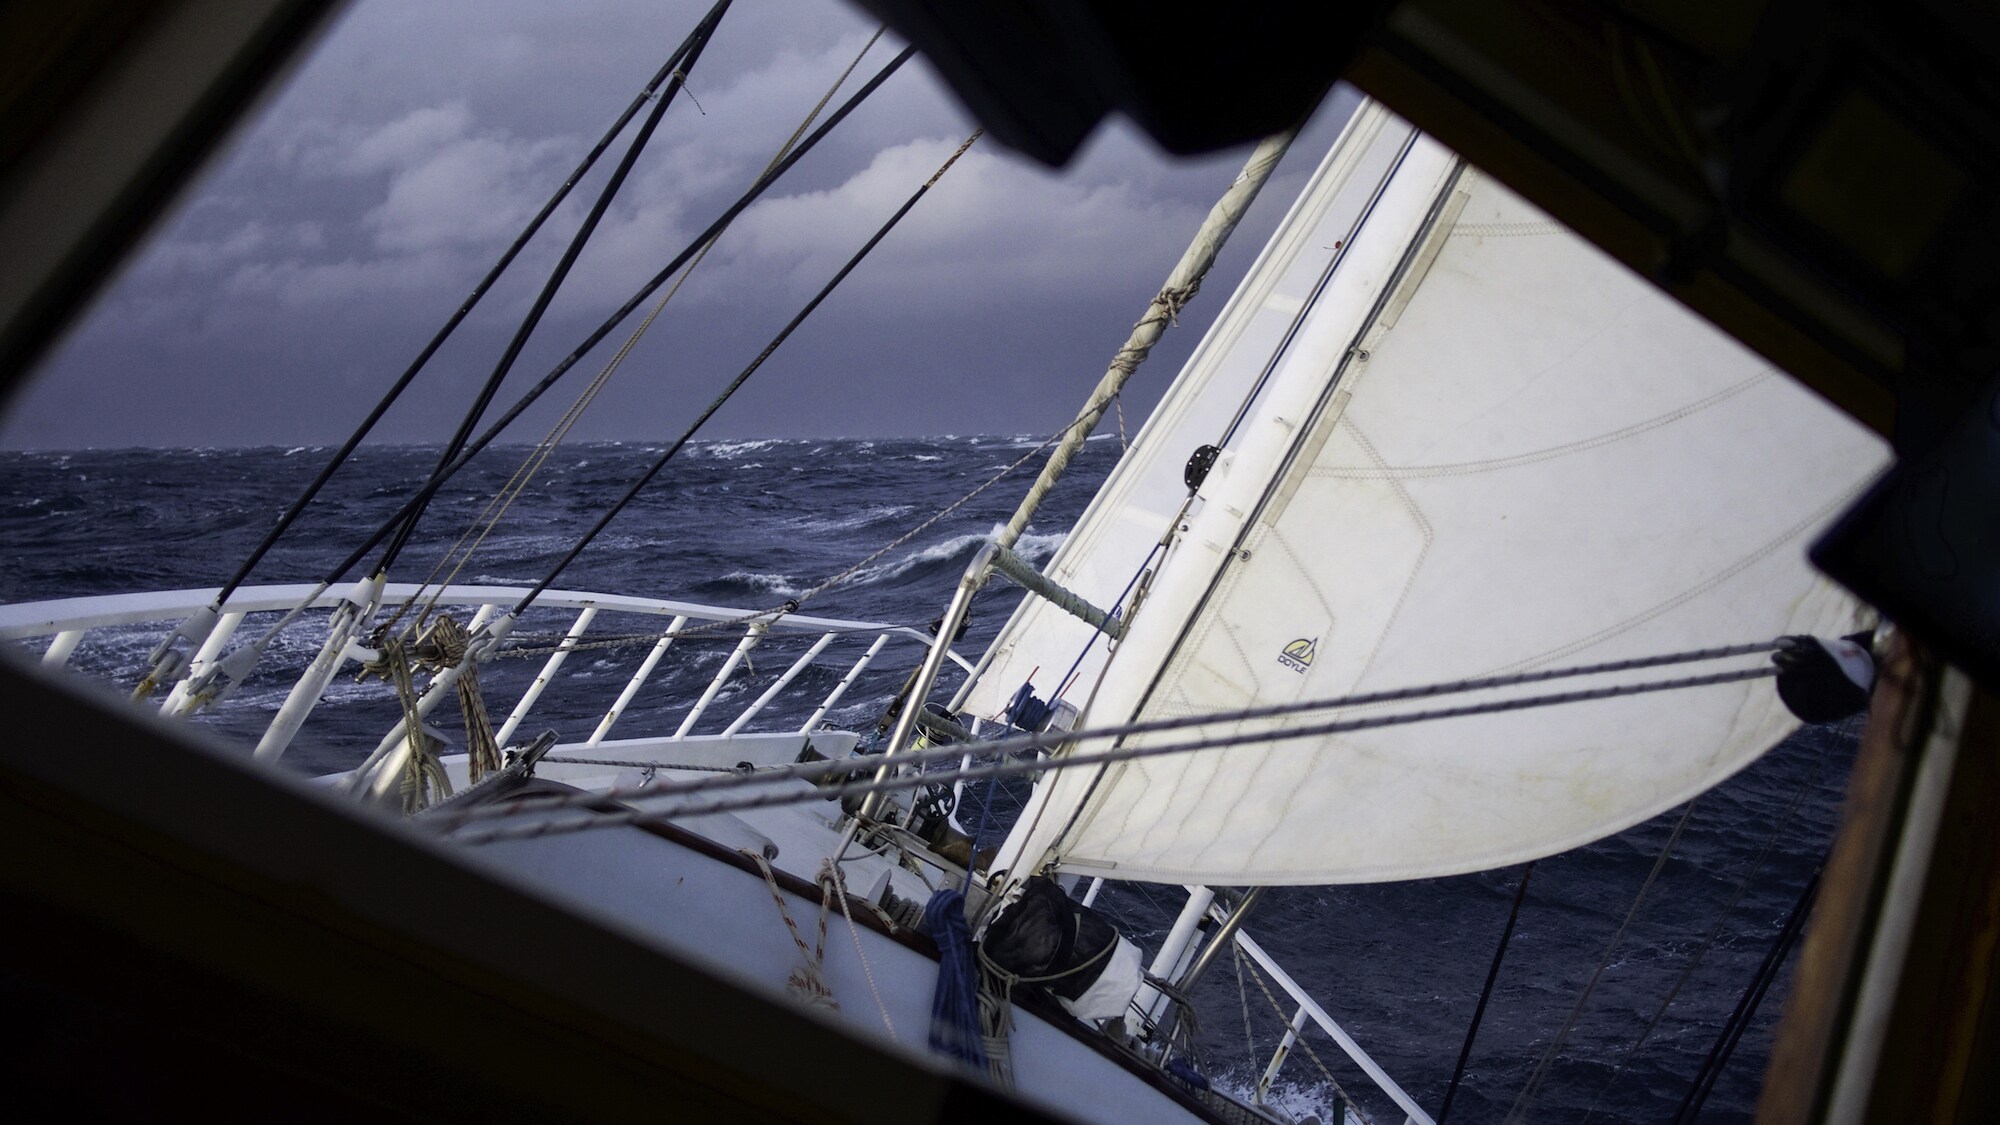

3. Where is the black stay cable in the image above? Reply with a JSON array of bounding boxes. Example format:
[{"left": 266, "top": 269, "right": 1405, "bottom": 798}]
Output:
[
  {"left": 311, "top": 45, "right": 916, "bottom": 593},
  {"left": 376, "top": 0, "right": 730, "bottom": 573},
  {"left": 209, "top": 0, "right": 732, "bottom": 606},
  {"left": 1670, "top": 866, "right": 1822, "bottom": 1125},
  {"left": 509, "top": 130, "right": 982, "bottom": 618},
  {"left": 1438, "top": 860, "right": 1537, "bottom": 1124}
]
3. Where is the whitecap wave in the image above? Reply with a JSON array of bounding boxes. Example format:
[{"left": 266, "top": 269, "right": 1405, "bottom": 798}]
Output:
[
  {"left": 702, "top": 439, "right": 783, "bottom": 459},
  {"left": 720, "top": 571, "right": 803, "bottom": 597},
  {"left": 843, "top": 530, "right": 988, "bottom": 586},
  {"left": 1011, "top": 529, "right": 1068, "bottom": 563}
]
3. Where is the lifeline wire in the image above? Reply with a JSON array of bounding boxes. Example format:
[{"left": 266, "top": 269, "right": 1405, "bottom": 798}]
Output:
[
  {"left": 440, "top": 659, "right": 1778, "bottom": 845},
  {"left": 442, "top": 641, "right": 1778, "bottom": 825}
]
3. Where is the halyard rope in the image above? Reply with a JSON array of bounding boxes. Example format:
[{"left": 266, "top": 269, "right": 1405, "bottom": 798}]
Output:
[
  {"left": 747, "top": 849, "right": 839, "bottom": 1009},
  {"left": 435, "top": 644, "right": 1780, "bottom": 844}
]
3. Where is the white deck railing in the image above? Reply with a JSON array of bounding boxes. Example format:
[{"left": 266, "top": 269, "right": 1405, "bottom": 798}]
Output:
[{"left": 1, "top": 584, "right": 970, "bottom": 762}]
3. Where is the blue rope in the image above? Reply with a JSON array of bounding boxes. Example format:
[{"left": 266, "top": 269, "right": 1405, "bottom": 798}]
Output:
[{"left": 923, "top": 888, "right": 988, "bottom": 1070}]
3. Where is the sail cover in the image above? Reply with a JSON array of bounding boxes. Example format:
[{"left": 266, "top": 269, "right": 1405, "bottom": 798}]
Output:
[{"left": 997, "top": 112, "right": 1886, "bottom": 886}]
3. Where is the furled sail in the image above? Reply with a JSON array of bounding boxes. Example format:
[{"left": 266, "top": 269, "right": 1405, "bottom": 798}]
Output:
[{"left": 992, "top": 107, "right": 1887, "bottom": 887}]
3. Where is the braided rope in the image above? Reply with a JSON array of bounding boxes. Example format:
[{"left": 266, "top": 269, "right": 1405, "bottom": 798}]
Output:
[
  {"left": 820, "top": 859, "right": 898, "bottom": 1040},
  {"left": 746, "top": 850, "right": 838, "bottom": 1010}
]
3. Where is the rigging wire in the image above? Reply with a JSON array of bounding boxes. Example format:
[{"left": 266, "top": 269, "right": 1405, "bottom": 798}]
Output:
[
  {"left": 1576, "top": 736, "right": 1833, "bottom": 1123},
  {"left": 438, "top": 657, "right": 1780, "bottom": 844},
  {"left": 389, "top": 26, "right": 889, "bottom": 635},
  {"left": 446, "top": 641, "right": 1779, "bottom": 818},
  {"left": 504, "top": 129, "right": 986, "bottom": 620},
  {"left": 305, "top": 45, "right": 917, "bottom": 596},
  {"left": 1437, "top": 861, "right": 1536, "bottom": 1124},
  {"left": 1234, "top": 939, "right": 1374, "bottom": 1124},
  {"left": 204, "top": 0, "right": 734, "bottom": 607},
  {"left": 494, "top": 419, "right": 1076, "bottom": 656},
  {"left": 374, "top": 5, "right": 729, "bottom": 575},
  {"left": 1670, "top": 866, "right": 1822, "bottom": 1124},
  {"left": 1502, "top": 800, "right": 1703, "bottom": 1125}
]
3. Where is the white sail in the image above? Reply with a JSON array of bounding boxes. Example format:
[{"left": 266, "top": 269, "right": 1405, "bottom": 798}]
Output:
[
  {"left": 994, "top": 109, "right": 1887, "bottom": 886},
  {"left": 961, "top": 103, "right": 1414, "bottom": 720}
]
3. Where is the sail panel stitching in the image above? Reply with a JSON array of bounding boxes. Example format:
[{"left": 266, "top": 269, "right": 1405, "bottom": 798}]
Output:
[{"left": 1308, "top": 370, "right": 1771, "bottom": 481}]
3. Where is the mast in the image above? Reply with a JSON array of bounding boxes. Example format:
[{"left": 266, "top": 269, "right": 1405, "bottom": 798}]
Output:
[
  {"left": 855, "top": 131, "right": 1295, "bottom": 822},
  {"left": 995, "top": 130, "right": 1294, "bottom": 551}
]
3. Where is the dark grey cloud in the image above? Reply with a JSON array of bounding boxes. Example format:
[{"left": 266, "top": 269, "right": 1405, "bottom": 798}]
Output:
[{"left": 2, "top": 0, "right": 1356, "bottom": 449}]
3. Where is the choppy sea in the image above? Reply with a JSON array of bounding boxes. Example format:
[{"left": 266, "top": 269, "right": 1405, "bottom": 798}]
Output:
[{"left": 0, "top": 438, "right": 1853, "bottom": 1124}]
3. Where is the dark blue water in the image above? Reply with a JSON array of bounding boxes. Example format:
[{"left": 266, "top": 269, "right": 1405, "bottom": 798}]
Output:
[{"left": 0, "top": 440, "right": 1852, "bottom": 1124}]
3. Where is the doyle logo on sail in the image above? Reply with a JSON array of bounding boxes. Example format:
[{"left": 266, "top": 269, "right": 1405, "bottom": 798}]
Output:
[{"left": 1279, "top": 638, "right": 1316, "bottom": 674}]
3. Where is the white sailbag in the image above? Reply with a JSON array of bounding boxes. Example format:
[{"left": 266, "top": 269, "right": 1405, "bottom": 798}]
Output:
[{"left": 995, "top": 110, "right": 1887, "bottom": 887}]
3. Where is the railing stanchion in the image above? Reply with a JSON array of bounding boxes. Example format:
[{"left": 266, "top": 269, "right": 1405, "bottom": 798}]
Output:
[
  {"left": 588, "top": 615, "right": 686, "bottom": 746},
  {"left": 723, "top": 631, "right": 833, "bottom": 736},
  {"left": 1257, "top": 1004, "right": 1312, "bottom": 1105},
  {"left": 42, "top": 629, "right": 84, "bottom": 668},
  {"left": 675, "top": 620, "right": 767, "bottom": 738},
  {"left": 798, "top": 633, "right": 887, "bottom": 734},
  {"left": 496, "top": 606, "right": 597, "bottom": 746},
  {"left": 1235, "top": 929, "right": 1435, "bottom": 1125}
]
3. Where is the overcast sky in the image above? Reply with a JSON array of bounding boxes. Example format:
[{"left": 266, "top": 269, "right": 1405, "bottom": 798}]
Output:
[{"left": 1, "top": 0, "right": 1355, "bottom": 449}]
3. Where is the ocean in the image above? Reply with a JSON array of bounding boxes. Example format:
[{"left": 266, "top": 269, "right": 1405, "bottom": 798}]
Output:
[{"left": 0, "top": 438, "right": 1853, "bottom": 1124}]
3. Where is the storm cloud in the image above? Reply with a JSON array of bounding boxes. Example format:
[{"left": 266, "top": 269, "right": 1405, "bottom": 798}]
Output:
[{"left": 3, "top": 0, "right": 1355, "bottom": 449}]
